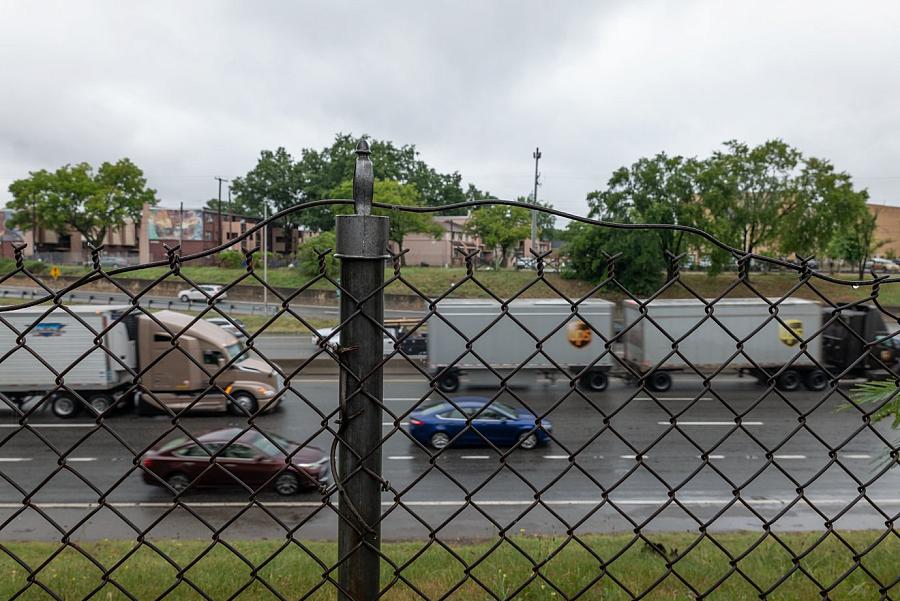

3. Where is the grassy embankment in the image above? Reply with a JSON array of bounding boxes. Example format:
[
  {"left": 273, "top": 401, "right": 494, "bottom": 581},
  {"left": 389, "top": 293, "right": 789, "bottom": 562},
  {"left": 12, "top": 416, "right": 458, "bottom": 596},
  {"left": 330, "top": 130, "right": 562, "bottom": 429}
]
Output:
[
  {"left": 1, "top": 531, "right": 895, "bottom": 599},
  {"left": 18, "top": 265, "right": 900, "bottom": 336}
]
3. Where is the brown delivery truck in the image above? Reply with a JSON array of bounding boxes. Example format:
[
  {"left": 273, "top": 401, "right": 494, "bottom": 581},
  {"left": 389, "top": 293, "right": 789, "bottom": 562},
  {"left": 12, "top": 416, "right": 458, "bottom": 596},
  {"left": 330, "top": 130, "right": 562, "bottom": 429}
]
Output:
[{"left": 0, "top": 306, "right": 283, "bottom": 418}]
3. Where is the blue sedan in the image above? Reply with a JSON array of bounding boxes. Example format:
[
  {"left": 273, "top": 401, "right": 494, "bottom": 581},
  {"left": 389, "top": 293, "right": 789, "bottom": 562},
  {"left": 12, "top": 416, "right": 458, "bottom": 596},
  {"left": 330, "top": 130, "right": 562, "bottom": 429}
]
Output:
[{"left": 407, "top": 397, "right": 552, "bottom": 450}]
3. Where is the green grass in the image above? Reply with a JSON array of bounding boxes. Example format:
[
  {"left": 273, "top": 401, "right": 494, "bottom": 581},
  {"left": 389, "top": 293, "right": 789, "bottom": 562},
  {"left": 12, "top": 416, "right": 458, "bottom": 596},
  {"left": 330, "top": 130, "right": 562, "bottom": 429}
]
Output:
[{"left": 1, "top": 531, "right": 896, "bottom": 599}]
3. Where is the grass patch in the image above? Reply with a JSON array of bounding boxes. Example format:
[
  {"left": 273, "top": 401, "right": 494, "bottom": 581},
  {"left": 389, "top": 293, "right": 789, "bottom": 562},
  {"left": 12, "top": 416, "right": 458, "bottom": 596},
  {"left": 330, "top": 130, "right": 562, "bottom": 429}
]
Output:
[{"left": 0, "top": 531, "right": 896, "bottom": 599}]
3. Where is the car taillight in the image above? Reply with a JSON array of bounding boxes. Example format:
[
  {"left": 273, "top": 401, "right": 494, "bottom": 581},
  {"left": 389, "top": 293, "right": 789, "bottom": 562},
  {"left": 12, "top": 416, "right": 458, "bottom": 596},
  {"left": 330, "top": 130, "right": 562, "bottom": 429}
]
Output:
[
  {"left": 141, "top": 456, "right": 155, "bottom": 468},
  {"left": 409, "top": 418, "right": 424, "bottom": 426}
]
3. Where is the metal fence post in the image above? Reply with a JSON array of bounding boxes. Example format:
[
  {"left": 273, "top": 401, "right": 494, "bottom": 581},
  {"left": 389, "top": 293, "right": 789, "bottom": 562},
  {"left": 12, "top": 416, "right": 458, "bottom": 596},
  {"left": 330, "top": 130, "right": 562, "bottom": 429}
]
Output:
[{"left": 335, "top": 139, "right": 388, "bottom": 601}]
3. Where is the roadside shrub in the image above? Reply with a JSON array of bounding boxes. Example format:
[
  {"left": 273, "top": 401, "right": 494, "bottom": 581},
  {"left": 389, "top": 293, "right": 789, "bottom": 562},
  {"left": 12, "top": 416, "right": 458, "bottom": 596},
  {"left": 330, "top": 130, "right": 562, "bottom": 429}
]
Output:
[{"left": 296, "top": 232, "right": 337, "bottom": 278}]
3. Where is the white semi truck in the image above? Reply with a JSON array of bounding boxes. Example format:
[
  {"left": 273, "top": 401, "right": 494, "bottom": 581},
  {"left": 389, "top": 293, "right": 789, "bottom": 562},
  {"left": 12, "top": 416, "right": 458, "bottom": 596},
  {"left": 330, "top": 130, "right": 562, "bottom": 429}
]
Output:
[
  {"left": 0, "top": 305, "right": 282, "bottom": 418},
  {"left": 622, "top": 298, "right": 897, "bottom": 392},
  {"left": 428, "top": 299, "right": 616, "bottom": 392}
]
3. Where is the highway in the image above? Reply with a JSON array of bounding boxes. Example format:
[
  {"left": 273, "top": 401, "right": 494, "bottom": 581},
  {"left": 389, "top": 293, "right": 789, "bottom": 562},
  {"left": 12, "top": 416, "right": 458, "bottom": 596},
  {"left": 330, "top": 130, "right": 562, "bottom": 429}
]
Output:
[{"left": 0, "top": 374, "right": 896, "bottom": 541}]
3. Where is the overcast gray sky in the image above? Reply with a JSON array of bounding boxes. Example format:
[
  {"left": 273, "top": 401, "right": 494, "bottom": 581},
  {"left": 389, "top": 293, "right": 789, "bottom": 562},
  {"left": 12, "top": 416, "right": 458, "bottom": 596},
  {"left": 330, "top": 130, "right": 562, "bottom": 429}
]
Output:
[{"left": 2, "top": 1, "right": 900, "bottom": 215}]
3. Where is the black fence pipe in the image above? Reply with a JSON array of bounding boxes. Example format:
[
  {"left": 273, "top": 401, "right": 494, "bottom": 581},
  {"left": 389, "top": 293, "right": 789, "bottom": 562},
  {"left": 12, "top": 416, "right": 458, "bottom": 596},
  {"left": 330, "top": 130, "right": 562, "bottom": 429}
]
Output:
[{"left": 336, "top": 141, "right": 389, "bottom": 600}]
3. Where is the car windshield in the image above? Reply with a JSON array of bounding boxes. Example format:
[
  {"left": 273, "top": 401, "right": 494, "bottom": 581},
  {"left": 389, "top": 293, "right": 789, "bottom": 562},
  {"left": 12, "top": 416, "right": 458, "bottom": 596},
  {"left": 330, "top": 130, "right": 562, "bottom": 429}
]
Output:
[
  {"left": 224, "top": 343, "right": 243, "bottom": 361},
  {"left": 491, "top": 402, "right": 517, "bottom": 418},
  {"left": 253, "top": 432, "right": 293, "bottom": 456}
]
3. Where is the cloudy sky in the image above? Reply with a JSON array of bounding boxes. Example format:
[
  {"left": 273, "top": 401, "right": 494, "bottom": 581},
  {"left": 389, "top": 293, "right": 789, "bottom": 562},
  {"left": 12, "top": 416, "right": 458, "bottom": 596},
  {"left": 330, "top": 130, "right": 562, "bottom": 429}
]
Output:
[{"left": 2, "top": 1, "right": 900, "bottom": 216}]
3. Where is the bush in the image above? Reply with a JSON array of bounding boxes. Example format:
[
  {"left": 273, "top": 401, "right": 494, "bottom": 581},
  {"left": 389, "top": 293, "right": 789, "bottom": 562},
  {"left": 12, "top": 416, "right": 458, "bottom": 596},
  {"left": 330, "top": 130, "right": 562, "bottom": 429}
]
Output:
[
  {"left": 296, "top": 232, "right": 338, "bottom": 279},
  {"left": 24, "top": 259, "right": 48, "bottom": 274},
  {"left": 561, "top": 222, "right": 665, "bottom": 296},
  {"left": 218, "top": 250, "right": 245, "bottom": 269},
  {"left": 217, "top": 249, "right": 277, "bottom": 270}
]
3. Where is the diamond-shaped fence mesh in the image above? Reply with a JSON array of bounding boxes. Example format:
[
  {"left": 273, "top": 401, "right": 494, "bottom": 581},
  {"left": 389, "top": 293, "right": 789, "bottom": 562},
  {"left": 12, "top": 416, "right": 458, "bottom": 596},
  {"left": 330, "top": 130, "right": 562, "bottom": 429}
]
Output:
[{"left": 0, "top": 154, "right": 898, "bottom": 599}]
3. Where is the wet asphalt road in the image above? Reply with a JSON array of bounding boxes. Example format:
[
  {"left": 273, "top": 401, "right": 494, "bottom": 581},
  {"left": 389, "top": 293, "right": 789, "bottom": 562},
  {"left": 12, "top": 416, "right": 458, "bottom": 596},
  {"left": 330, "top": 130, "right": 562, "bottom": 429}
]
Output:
[{"left": 0, "top": 373, "right": 897, "bottom": 541}]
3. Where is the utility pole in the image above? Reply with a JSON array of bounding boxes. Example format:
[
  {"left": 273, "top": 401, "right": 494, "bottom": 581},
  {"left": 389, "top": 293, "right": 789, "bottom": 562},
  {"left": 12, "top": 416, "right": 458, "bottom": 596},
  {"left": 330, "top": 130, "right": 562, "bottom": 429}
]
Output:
[
  {"left": 215, "top": 177, "right": 228, "bottom": 246},
  {"left": 227, "top": 185, "right": 233, "bottom": 246},
  {"left": 263, "top": 201, "right": 268, "bottom": 314},
  {"left": 531, "top": 147, "right": 541, "bottom": 255},
  {"left": 179, "top": 202, "right": 184, "bottom": 245}
]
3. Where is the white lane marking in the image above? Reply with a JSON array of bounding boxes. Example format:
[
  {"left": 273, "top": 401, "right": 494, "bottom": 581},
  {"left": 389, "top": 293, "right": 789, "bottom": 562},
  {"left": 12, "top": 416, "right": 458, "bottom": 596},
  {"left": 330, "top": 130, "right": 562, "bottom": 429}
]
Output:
[
  {"left": 382, "top": 422, "right": 409, "bottom": 427},
  {"left": 658, "top": 421, "right": 763, "bottom": 426},
  {"left": 774, "top": 455, "right": 806, "bottom": 460},
  {"left": 842, "top": 454, "right": 872, "bottom": 460},
  {"left": 460, "top": 455, "right": 490, "bottom": 460},
  {"left": 0, "top": 423, "right": 95, "bottom": 429},
  {"left": 543, "top": 455, "right": 570, "bottom": 460},
  {"left": 0, "top": 458, "right": 31, "bottom": 462},
  {"left": 4, "top": 498, "right": 900, "bottom": 509},
  {"left": 620, "top": 454, "right": 648, "bottom": 459},
  {"left": 67, "top": 457, "right": 97, "bottom": 462},
  {"left": 388, "top": 456, "right": 414, "bottom": 460},
  {"left": 699, "top": 455, "right": 725, "bottom": 460},
  {"left": 636, "top": 397, "right": 713, "bottom": 401}
]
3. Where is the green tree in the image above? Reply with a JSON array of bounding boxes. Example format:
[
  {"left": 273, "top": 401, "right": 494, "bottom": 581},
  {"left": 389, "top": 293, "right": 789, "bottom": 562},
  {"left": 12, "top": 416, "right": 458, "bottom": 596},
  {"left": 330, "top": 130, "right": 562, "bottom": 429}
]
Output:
[
  {"left": 7, "top": 159, "right": 158, "bottom": 249},
  {"left": 695, "top": 140, "right": 868, "bottom": 273},
  {"left": 332, "top": 179, "right": 444, "bottom": 264},
  {"left": 465, "top": 204, "right": 531, "bottom": 268},
  {"left": 296, "top": 231, "right": 338, "bottom": 278},
  {"left": 231, "top": 133, "right": 481, "bottom": 231},
  {"left": 827, "top": 207, "right": 885, "bottom": 278},
  {"left": 562, "top": 222, "right": 665, "bottom": 295},
  {"left": 696, "top": 140, "right": 802, "bottom": 268},
  {"left": 587, "top": 153, "right": 703, "bottom": 281}
]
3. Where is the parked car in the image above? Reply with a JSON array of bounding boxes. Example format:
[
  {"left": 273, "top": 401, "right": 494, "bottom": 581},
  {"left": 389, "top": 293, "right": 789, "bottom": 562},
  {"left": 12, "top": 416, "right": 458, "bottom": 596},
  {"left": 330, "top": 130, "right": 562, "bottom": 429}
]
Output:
[
  {"left": 141, "top": 428, "right": 329, "bottom": 495},
  {"left": 866, "top": 258, "right": 900, "bottom": 272},
  {"left": 206, "top": 317, "right": 246, "bottom": 339},
  {"left": 83, "top": 256, "right": 129, "bottom": 268},
  {"left": 178, "top": 284, "right": 227, "bottom": 302},
  {"left": 407, "top": 397, "right": 552, "bottom": 450}
]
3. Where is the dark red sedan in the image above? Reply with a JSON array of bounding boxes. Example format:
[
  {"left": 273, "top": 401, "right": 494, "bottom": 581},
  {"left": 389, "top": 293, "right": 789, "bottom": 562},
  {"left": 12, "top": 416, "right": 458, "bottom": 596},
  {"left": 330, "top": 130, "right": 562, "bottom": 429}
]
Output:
[{"left": 141, "top": 428, "right": 329, "bottom": 495}]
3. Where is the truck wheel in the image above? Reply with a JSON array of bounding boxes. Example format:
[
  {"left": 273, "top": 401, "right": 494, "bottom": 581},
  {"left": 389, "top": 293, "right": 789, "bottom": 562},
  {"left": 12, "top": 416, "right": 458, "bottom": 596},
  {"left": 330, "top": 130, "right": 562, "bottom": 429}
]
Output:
[
  {"left": 804, "top": 369, "right": 829, "bottom": 391},
  {"left": 647, "top": 371, "right": 672, "bottom": 393},
  {"left": 580, "top": 371, "right": 609, "bottom": 392},
  {"left": 228, "top": 393, "right": 258, "bottom": 415},
  {"left": 88, "top": 394, "right": 114, "bottom": 415},
  {"left": 51, "top": 395, "right": 79, "bottom": 419},
  {"left": 436, "top": 372, "right": 460, "bottom": 393},
  {"left": 776, "top": 370, "right": 802, "bottom": 392}
]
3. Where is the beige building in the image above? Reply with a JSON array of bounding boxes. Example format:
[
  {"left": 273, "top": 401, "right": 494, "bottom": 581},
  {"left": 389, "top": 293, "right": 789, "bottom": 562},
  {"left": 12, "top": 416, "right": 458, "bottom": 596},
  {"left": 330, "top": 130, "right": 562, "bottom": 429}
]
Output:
[{"left": 869, "top": 203, "right": 900, "bottom": 258}]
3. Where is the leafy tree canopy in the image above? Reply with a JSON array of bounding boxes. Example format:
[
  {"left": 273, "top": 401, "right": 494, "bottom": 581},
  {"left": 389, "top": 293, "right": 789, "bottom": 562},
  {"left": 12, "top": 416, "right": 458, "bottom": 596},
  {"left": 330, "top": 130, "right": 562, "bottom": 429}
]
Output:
[
  {"left": 466, "top": 204, "right": 531, "bottom": 268},
  {"left": 7, "top": 159, "right": 158, "bottom": 249},
  {"left": 231, "top": 133, "right": 485, "bottom": 231}
]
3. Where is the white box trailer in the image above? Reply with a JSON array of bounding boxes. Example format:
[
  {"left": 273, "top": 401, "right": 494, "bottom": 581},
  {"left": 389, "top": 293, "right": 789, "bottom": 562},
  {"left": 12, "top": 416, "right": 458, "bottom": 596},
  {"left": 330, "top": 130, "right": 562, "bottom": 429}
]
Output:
[
  {"left": 428, "top": 299, "right": 615, "bottom": 391},
  {"left": 622, "top": 298, "right": 824, "bottom": 391},
  {"left": 0, "top": 305, "right": 135, "bottom": 394}
]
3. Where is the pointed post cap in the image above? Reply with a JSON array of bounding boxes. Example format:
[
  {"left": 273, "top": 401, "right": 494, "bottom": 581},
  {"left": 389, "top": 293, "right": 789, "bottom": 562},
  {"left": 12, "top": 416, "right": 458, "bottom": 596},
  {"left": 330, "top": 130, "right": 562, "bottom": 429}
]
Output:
[{"left": 353, "top": 139, "right": 374, "bottom": 216}]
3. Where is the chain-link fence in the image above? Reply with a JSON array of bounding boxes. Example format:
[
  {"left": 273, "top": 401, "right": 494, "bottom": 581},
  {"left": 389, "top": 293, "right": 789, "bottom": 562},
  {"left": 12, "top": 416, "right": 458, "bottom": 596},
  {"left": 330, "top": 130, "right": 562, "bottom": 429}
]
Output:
[{"left": 0, "top": 141, "right": 897, "bottom": 600}]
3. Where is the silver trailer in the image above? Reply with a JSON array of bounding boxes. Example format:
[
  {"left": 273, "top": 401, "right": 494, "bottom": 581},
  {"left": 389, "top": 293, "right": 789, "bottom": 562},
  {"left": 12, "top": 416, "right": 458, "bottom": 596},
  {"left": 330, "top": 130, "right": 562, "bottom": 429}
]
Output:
[
  {"left": 622, "top": 298, "right": 824, "bottom": 392},
  {"left": 428, "top": 299, "right": 615, "bottom": 391},
  {"left": 0, "top": 305, "right": 135, "bottom": 412}
]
